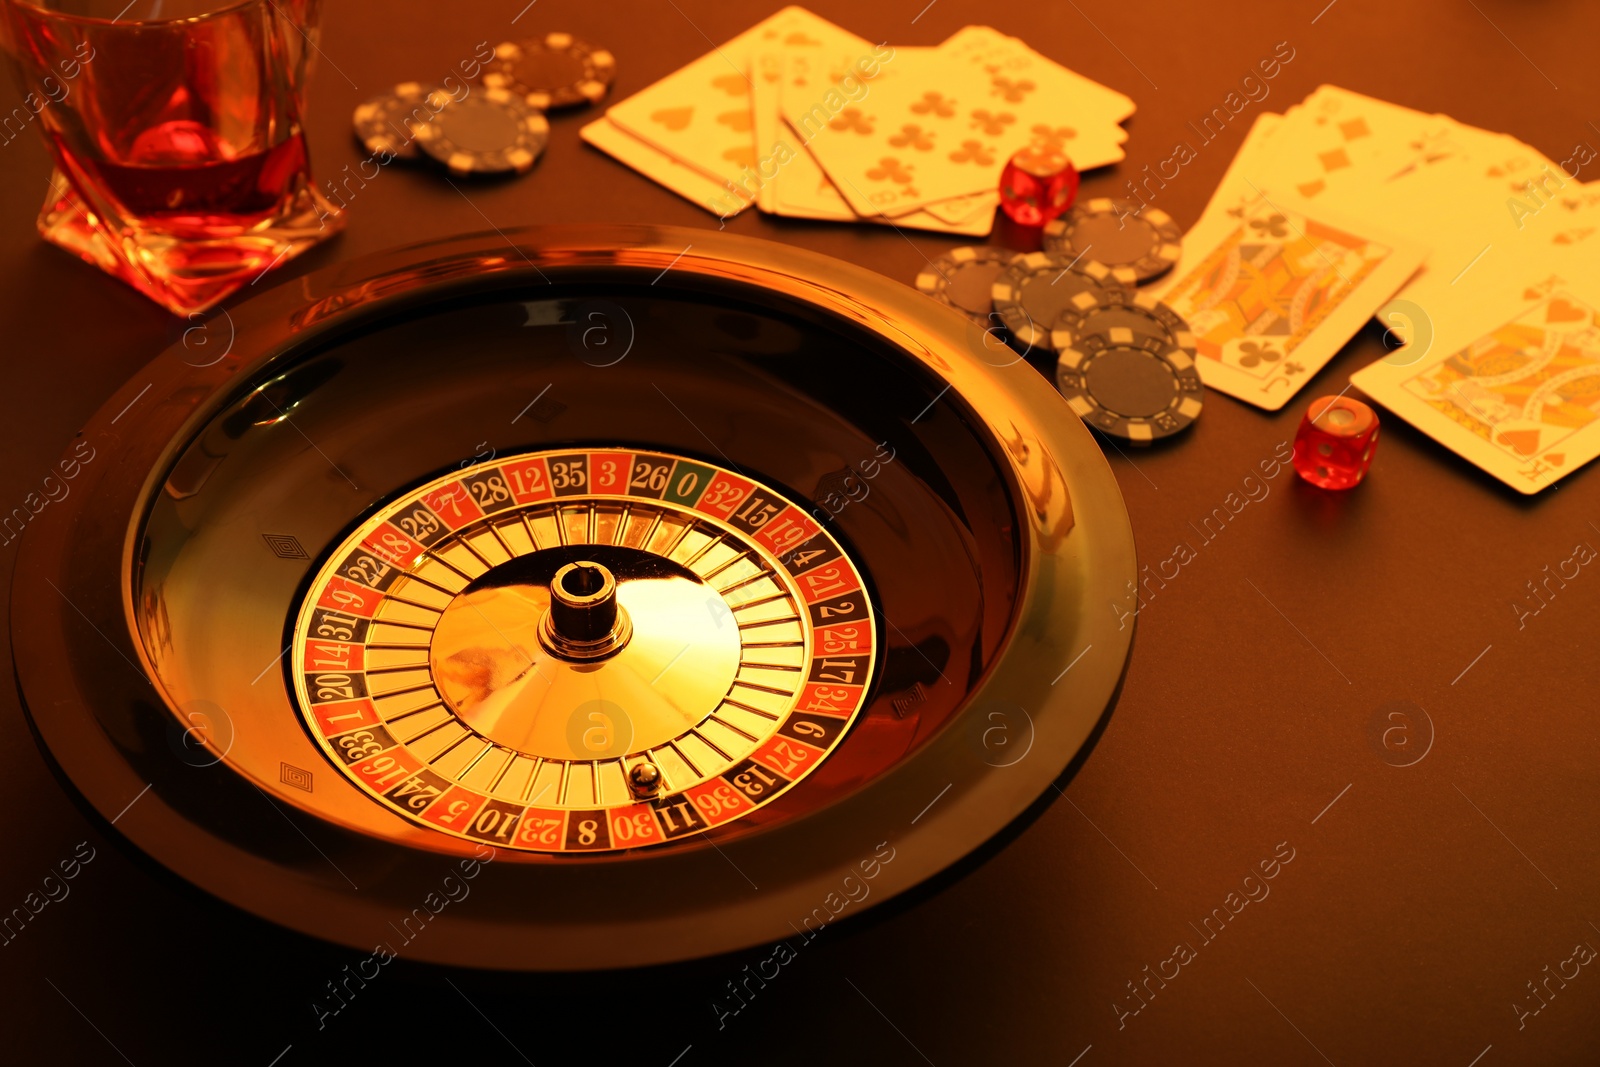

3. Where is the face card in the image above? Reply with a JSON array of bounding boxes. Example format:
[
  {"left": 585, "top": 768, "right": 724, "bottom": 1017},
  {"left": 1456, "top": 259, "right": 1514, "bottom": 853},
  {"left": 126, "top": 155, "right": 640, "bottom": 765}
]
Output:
[
  {"left": 1352, "top": 289, "right": 1600, "bottom": 493},
  {"left": 1158, "top": 190, "right": 1428, "bottom": 409}
]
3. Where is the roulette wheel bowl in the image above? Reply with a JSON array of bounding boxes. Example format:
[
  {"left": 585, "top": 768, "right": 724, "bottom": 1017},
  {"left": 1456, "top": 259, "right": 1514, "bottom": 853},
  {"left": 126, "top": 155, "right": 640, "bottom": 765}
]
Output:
[{"left": 12, "top": 223, "right": 1137, "bottom": 970}]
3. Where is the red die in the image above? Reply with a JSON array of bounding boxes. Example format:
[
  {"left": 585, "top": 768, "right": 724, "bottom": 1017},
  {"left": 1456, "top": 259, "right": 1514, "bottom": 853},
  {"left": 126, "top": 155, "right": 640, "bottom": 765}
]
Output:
[
  {"left": 1293, "top": 396, "right": 1380, "bottom": 489},
  {"left": 999, "top": 146, "right": 1080, "bottom": 227}
]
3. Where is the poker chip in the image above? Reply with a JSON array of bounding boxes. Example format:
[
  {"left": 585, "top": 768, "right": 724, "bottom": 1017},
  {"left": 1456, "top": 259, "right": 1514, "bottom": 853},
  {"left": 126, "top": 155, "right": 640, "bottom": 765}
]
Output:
[
  {"left": 914, "top": 246, "right": 1019, "bottom": 326},
  {"left": 412, "top": 87, "right": 550, "bottom": 176},
  {"left": 1049, "top": 286, "right": 1195, "bottom": 352},
  {"left": 482, "top": 32, "right": 616, "bottom": 110},
  {"left": 1055, "top": 333, "right": 1203, "bottom": 445},
  {"left": 990, "top": 251, "right": 1118, "bottom": 352},
  {"left": 1042, "top": 197, "right": 1183, "bottom": 285},
  {"left": 351, "top": 82, "right": 433, "bottom": 160}
]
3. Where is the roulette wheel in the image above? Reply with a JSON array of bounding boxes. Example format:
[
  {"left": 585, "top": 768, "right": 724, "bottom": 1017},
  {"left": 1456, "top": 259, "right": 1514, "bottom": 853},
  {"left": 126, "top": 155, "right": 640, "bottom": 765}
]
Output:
[{"left": 12, "top": 224, "right": 1136, "bottom": 970}]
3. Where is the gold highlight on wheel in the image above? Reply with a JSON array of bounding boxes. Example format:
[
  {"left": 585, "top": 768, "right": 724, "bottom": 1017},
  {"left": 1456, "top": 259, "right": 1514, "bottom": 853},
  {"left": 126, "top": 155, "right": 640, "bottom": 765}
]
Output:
[{"left": 290, "top": 447, "right": 877, "bottom": 855}]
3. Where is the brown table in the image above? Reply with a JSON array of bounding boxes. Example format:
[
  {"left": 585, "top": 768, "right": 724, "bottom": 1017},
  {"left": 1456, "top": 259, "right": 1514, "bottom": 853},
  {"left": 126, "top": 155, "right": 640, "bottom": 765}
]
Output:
[{"left": 3, "top": 0, "right": 1598, "bottom": 1063}]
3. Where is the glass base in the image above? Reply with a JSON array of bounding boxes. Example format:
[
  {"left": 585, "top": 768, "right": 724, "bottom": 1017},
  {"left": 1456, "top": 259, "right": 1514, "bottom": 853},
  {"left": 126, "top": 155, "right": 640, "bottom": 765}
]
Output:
[{"left": 38, "top": 170, "right": 346, "bottom": 316}]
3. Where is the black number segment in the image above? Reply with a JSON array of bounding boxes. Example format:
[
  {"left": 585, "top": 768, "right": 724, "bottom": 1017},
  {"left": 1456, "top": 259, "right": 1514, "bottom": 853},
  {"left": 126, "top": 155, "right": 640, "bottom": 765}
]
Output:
[
  {"left": 728, "top": 491, "right": 782, "bottom": 536},
  {"left": 340, "top": 548, "right": 401, "bottom": 591},
  {"left": 310, "top": 607, "right": 370, "bottom": 644},
  {"left": 460, "top": 471, "right": 516, "bottom": 514},
  {"left": 807, "top": 654, "right": 870, "bottom": 685},
  {"left": 723, "top": 758, "right": 793, "bottom": 803},
  {"left": 650, "top": 795, "right": 710, "bottom": 839},
  {"left": 307, "top": 671, "right": 369, "bottom": 703},
  {"left": 466, "top": 800, "right": 525, "bottom": 844},
  {"left": 808, "top": 594, "right": 868, "bottom": 628},
  {"left": 780, "top": 535, "right": 841, "bottom": 576},
  {"left": 547, "top": 454, "right": 589, "bottom": 497},
  {"left": 779, "top": 714, "right": 845, "bottom": 749},
  {"left": 391, "top": 501, "right": 449, "bottom": 546},
  {"left": 383, "top": 767, "right": 452, "bottom": 810},
  {"left": 628, "top": 457, "right": 672, "bottom": 498},
  {"left": 563, "top": 809, "right": 612, "bottom": 850},
  {"left": 329, "top": 724, "right": 396, "bottom": 765}
]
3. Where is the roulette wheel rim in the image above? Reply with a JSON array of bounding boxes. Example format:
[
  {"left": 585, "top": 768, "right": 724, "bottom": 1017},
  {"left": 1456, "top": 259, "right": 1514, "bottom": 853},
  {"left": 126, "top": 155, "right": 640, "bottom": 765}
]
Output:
[{"left": 12, "top": 224, "right": 1137, "bottom": 970}]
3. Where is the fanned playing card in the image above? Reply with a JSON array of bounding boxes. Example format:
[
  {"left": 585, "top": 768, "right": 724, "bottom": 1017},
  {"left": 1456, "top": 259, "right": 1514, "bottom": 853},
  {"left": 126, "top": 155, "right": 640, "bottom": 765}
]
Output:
[
  {"left": 935, "top": 25, "right": 1129, "bottom": 171},
  {"left": 580, "top": 116, "right": 748, "bottom": 216},
  {"left": 760, "top": 49, "right": 994, "bottom": 233},
  {"left": 606, "top": 7, "right": 856, "bottom": 195},
  {"left": 789, "top": 45, "right": 1076, "bottom": 217}
]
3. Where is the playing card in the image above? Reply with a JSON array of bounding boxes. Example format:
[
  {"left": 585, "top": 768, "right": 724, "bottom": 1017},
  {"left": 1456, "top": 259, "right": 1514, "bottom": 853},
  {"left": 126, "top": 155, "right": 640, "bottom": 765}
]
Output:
[
  {"left": 1158, "top": 189, "right": 1428, "bottom": 410},
  {"left": 583, "top": 109, "right": 991, "bottom": 234},
  {"left": 920, "top": 191, "right": 999, "bottom": 225},
  {"left": 580, "top": 116, "right": 754, "bottom": 217},
  {"left": 765, "top": 49, "right": 873, "bottom": 219},
  {"left": 606, "top": 7, "right": 859, "bottom": 199},
  {"left": 790, "top": 45, "right": 1068, "bottom": 217},
  {"left": 1352, "top": 284, "right": 1600, "bottom": 493},
  {"left": 751, "top": 51, "right": 994, "bottom": 233},
  {"left": 750, "top": 49, "right": 787, "bottom": 213},
  {"left": 935, "top": 25, "right": 1130, "bottom": 170},
  {"left": 1264, "top": 86, "right": 1466, "bottom": 201}
]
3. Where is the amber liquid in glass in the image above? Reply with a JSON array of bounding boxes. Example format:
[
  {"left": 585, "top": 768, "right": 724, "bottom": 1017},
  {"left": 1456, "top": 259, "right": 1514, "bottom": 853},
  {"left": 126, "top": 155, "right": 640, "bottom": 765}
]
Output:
[{"left": 3, "top": 0, "right": 342, "bottom": 313}]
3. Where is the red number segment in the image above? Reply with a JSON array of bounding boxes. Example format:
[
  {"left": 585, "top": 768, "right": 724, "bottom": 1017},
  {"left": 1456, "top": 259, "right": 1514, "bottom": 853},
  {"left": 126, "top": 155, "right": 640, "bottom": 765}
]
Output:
[
  {"left": 752, "top": 735, "right": 823, "bottom": 780},
  {"left": 515, "top": 807, "right": 568, "bottom": 850},
  {"left": 797, "top": 561, "right": 861, "bottom": 604},
  {"left": 421, "top": 785, "right": 488, "bottom": 831},
  {"left": 794, "top": 682, "right": 863, "bottom": 717},
  {"left": 815, "top": 622, "right": 873, "bottom": 657},
  {"left": 315, "top": 576, "right": 383, "bottom": 618},
  {"left": 351, "top": 749, "right": 424, "bottom": 793},
  {"left": 420, "top": 483, "right": 486, "bottom": 529},
  {"left": 687, "top": 780, "right": 754, "bottom": 827},
  {"left": 362, "top": 522, "right": 422, "bottom": 566},
  {"left": 607, "top": 803, "right": 665, "bottom": 847},
  {"left": 588, "top": 451, "right": 631, "bottom": 495},
  {"left": 502, "top": 457, "right": 554, "bottom": 504},
  {"left": 696, "top": 471, "right": 754, "bottom": 520},
  {"left": 310, "top": 698, "right": 380, "bottom": 737},
  {"left": 753, "top": 507, "right": 821, "bottom": 555},
  {"left": 301, "top": 640, "right": 365, "bottom": 674}
]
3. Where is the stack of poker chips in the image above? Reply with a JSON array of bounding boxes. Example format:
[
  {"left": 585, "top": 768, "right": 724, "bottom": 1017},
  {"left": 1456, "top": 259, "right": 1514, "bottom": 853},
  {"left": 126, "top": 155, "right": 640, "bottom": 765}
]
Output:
[
  {"left": 915, "top": 197, "right": 1200, "bottom": 446},
  {"left": 350, "top": 32, "right": 616, "bottom": 177}
]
